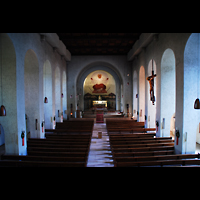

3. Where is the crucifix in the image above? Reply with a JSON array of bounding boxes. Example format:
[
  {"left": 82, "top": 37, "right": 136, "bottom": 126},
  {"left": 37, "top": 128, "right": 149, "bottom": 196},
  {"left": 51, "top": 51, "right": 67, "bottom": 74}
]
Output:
[{"left": 146, "top": 60, "right": 156, "bottom": 105}]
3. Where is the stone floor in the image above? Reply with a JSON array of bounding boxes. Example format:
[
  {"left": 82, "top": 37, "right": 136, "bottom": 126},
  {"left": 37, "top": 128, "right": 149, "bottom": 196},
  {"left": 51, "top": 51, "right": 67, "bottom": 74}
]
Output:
[{"left": 87, "top": 121, "right": 114, "bottom": 167}]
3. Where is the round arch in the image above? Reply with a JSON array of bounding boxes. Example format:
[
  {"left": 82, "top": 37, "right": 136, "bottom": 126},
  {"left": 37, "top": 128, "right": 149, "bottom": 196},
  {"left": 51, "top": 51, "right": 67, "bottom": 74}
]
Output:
[
  {"left": 24, "top": 49, "right": 40, "bottom": 138},
  {"left": 43, "top": 59, "right": 52, "bottom": 129},
  {"left": 55, "top": 66, "right": 61, "bottom": 122},
  {"left": 139, "top": 66, "right": 145, "bottom": 122},
  {"left": 133, "top": 70, "right": 138, "bottom": 120},
  {"left": 76, "top": 61, "right": 123, "bottom": 112},
  {"left": 0, "top": 33, "right": 18, "bottom": 154},
  {"left": 184, "top": 33, "right": 200, "bottom": 154},
  {"left": 62, "top": 71, "right": 67, "bottom": 120},
  {"left": 160, "top": 48, "right": 176, "bottom": 137}
]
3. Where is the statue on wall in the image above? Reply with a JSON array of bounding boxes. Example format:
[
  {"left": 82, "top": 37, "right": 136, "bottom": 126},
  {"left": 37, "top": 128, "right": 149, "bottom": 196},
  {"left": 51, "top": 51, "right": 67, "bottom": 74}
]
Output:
[{"left": 146, "top": 70, "right": 156, "bottom": 105}]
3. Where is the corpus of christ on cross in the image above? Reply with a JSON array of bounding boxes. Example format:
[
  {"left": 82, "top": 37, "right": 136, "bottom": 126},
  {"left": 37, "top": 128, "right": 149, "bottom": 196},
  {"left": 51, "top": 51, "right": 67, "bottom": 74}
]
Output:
[{"left": 146, "top": 69, "right": 156, "bottom": 105}]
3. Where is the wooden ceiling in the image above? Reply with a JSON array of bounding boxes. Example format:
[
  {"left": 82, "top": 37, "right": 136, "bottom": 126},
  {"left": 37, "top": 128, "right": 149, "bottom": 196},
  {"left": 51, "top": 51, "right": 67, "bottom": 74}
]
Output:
[{"left": 57, "top": 33, "right": 141, "bottom": 55}]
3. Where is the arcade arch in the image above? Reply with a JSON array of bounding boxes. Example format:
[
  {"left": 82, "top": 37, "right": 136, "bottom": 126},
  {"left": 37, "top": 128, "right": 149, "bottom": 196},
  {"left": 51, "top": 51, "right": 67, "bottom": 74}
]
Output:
[
  {"left": 55, "top": 66, "right": 61, "bottom": 122},
  {"left": 43, "top": 60, "right": 52, "bottom": 129},
  {"left": 184, "top": 33, "right": 200, "bottom": 153},
  {"left": 133, "top": 70, "right": 138, "bottom": 120},
  {"left": 76, "top": 62, "right": 123, "bottom": 113},
  {"left": 139, "top": 66, "right": 145, "bottom": 122},
  {"left": 24, "top": 49, "right": 40, "bottom": 138},
  {"left": 83, "top": 70, "right": 116, "bottom": 111},
  {"left": 160, "top": 48, "right": 176, "bottom": 137},
  {"left": 0, "top": 33, "right": 18, "bottom": 154},
  {"left": 62, "top": 71, "right": 67, "bottom": 120}
]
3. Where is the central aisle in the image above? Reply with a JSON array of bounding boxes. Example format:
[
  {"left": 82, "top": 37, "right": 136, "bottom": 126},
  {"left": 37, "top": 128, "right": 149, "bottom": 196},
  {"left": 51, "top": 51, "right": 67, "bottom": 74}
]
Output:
[{"left": 87, "top": 121, "right": 114, "bottom": 167}]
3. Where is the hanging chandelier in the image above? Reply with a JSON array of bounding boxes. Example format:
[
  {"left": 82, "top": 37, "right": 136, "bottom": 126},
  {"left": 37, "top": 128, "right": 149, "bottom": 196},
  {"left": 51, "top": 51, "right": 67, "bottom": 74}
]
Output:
[{"left": 194, "top": 98, "right": 200, "bottom": 109}]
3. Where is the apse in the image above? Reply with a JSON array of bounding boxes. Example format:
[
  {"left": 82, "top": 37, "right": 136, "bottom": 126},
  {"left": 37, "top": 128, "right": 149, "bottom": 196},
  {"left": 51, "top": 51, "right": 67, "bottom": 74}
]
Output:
[{"left": 83, "top": 70, "right": 116, "bottom": 111}]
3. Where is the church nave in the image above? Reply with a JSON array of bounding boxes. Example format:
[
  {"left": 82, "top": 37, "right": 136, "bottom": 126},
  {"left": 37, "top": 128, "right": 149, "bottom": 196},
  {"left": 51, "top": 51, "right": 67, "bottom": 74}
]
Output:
[{"left": 1, "top": 33, "right": 200, "bottom": 167}]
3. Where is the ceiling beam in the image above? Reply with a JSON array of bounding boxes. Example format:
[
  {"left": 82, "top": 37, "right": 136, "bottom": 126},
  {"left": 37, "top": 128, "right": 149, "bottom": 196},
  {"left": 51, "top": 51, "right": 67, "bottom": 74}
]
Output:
[{"left": 57, "top": 34, "right": 141, "bottom": 41}]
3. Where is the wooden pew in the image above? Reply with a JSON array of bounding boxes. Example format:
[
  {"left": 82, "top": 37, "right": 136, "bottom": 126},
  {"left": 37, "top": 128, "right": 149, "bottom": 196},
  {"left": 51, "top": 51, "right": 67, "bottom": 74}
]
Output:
[
  {"left": 27, "top": 151, "right": 88, "bottom": 158},
  {"left": 112, "top": 146, "right": 175, "bottom": 153},
  {"left": 113, "top": 150, "right": 175, "bottom": 158},
  {"left": 0, "top": 119, "right": 94, "bottom": 167},
  {"left": 114, "top": 154, "right": 200, "bottom": 163},
  {"left": 45, "top": 133, "right": 92, "bottom": 138},
  {"left": 45, "top": 120, "right": 94, "bottom": 135},
  {"left": 108, "top": 128, "right": 156, "bottom": 134},
  {"left": 110, "top": 139, "right": 174, "bottom": 145},
  {"left": 111, "top": 142, "right": 174, "bottom": 149},
  {"left": 27, "top": 139, "right": 89, "bottom": 146},
  {"left": 45, "top": 129, "right": 93, "bottom": 134},
  {"left": 109, "top": 134, "right": 156, "bottom": 140},
  {"left": 55, "top": 121, "right": 94, "bottom": 131},
  {"left": 115, "top": 157, "right": 200, "bottom": 167},
  {"left": 0, "top": 160, "right": 86, "bottom": 167},
  {"left": 27, "top": 143, "right": 89, "bottom": 149},
  {"left": 0, "top": 131, "right": 92, "bottom": 167},
  {"left": 106, "top": 119, "right": 156, "bottom": 135},
  {"left": 1, "top": 154, "right": 87, "bottom": 162},
  {"left": 29, "top": 138, "right": 91, "bottom": 144},
  {"left": 109, "top": 125, "right": 200, "bottom": 167}
]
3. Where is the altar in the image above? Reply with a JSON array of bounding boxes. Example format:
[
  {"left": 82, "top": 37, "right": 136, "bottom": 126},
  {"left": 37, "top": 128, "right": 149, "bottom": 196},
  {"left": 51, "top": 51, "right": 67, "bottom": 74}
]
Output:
[{"left": 93, "top": 100, "right": 107, "bottom": 108}]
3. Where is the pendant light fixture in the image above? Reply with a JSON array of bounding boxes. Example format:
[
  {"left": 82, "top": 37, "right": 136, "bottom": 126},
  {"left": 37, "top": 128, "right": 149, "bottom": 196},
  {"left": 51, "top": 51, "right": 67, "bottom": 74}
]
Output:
[
  {"left": 194, "top": 98, "right": 200, "bottom": 109},
  {"left": 44, "top": 97, "right": 48, "bottom": 103},
  {"left": 194, "top": 33, "right": 200, "bottom": 109},
  {"left": 0, "top": 33, "right": 6, "bottom": 116},
  {"left": 43, "top": 35, "right": 48, "bottom": 104}
]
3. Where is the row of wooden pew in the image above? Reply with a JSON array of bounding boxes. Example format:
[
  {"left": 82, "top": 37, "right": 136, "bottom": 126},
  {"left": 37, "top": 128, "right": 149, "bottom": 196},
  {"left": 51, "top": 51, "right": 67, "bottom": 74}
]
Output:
[
  {"left": 0, "top": 121, "right": 93, "bottom": 167},
  {"left": 109, "top": 133, "right": 200, "bottom": 167},
  {"left": 46, "top": 120, "right": 94, "bottom": 134},
  {"left": 106, "top": 119, "right": 156, "bottom": 134},
  {"left": 106, "top": 119, "right": 200, "bottom": 167}
]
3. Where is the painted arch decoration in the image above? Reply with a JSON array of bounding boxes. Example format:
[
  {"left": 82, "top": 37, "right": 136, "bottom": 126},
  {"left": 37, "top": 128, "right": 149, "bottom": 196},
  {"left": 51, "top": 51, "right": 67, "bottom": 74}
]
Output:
[{"left": 84, "top": 70, "right": 116, "bottom": 95}]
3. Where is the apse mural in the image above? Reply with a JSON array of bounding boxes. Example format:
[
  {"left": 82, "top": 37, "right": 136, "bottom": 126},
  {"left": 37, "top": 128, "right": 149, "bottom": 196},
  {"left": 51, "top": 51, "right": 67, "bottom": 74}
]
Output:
[{"left": 84, "top": 70, "right": 116, "bottom": 95}]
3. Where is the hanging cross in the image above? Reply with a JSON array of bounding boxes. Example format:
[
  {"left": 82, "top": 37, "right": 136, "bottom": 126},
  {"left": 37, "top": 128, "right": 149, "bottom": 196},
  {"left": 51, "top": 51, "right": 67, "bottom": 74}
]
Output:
[{"left": 146, "top": 70, "right": 156, "bottom": 105}]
